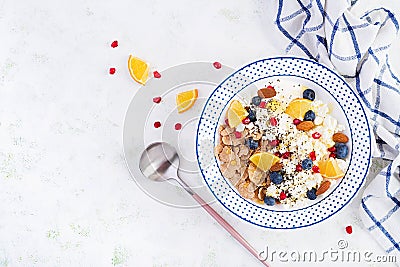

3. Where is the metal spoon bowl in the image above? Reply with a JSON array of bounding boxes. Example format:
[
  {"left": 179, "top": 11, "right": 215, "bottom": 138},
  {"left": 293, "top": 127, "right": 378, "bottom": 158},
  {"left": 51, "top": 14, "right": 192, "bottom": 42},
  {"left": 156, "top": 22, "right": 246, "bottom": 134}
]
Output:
[{"left": 139, "top": 142, "right": 194, "bottom": 195}]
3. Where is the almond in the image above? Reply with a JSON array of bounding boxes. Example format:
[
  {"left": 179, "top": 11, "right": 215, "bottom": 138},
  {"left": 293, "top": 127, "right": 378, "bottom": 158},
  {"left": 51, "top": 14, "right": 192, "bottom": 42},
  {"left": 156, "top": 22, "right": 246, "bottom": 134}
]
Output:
[
  {"left": 296, "top": 121, "right": 314, "bottom": 131},
  {"left": 332, "top": 132, "right": 349, "bottom": 143},
  {"left": 257, "top": 87, "right": 276, "bottom": 98},
  {"left": 316, "top": 180, "right": 331, "bottom": 195},
  {"left": 270, "top": 162, "right": 283, "bottom": 172}
]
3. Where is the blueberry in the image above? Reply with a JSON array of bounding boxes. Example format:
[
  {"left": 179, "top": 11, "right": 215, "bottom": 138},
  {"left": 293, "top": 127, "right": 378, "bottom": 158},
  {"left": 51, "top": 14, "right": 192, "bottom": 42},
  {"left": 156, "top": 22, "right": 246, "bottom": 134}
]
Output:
[
  {"left": 303, "top": 89, "right": 315, "bottom": 101},
  {"left": 248, "top": 109, "right": 257, "bottom": 122},
  {"left": 270, "top": 171, "right": 283, "bottom": 184},
  {"left": 301, "top": 158, "right": 313, "bottom": 170},
  {"left": 307, "top": 188, "right": 317, "bottom": 200},
  {"left": 246, "top": 138, "right": 258, "bottom": 150},
  {"left": 252, "top": 96, "right": 262, "bottom": 106},
  {"left": 335, "top": 143, "right": 349, "bottom": 159},
  {"left": 304, "top": 110, "right": 315, "bottom": 121},
  {"left": 264, "top": 196, "right": 275, "bottom": 206}
]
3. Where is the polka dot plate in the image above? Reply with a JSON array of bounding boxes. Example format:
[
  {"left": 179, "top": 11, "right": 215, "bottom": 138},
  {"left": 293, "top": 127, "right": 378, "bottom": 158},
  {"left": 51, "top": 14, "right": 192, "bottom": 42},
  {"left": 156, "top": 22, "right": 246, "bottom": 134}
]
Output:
[{"left": 196, "top": 57, "right": 371, "bottom": 229}]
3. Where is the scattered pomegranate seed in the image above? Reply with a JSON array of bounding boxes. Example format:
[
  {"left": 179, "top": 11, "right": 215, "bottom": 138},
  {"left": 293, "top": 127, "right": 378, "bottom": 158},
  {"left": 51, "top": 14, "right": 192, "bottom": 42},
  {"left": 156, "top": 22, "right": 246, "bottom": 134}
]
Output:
[
  {"left": 296, "top": 164, "right": 303, "bottom": 172},
  {"left": 329, "top": 152, "right": 336, "bottom": 158},
  {"left": 345, "top": 225, "right": 353, "bottom": 234},
  {"left": 282, "top": 152, "right": 291, "bottom": 159},
  {"left": 174, "top": 123, "right": 182, "bottom": 130},
  {"left": 242, "top": 117, "right": 250, "bottom": 124},
  {"left": 309, "top": 151, "right": 316, "bottom": 161},
  {"left": 312, "top": 132, "right": 322, "bottom": 139},
  {"left": 274, "top": 152, "right": 282, "bottom": 157},
  {"left": 312, "top": 165, "right": 320, "bottom": 173},
  {"left": 293, "top": 118, "right": 301, "bottom": 125},
  {"left": 153, "top": 96, "right": 162, "bottom": 103},
  {"left": 111, "top": 40, "right": 118, "bottom": 48},
  {"left": 269, "top": 117, "right": 278, "bottom": 126},
  {"left": 154, "top": 121, "right": 161, "bottom": 128},
  {"left": 234, "top": 131, "right": 242, "bottom": 138},
  {"left": 259, "top": 102, "right": 267, "bottom": 109},
  {"left": 279, "top": 191, "right": 287, "bottom": 200},
  {"left": 269, "top": 139, "right": 279, "bottom": 147},
  {"left": 328, "top": 146, "right": 336, "bottom": 152},
  {"left": 109, "top": 67, "right": 116, "bottom": 74},
  {"left": 153, "top": 71, "right": 161, "bottom": 78},
  {"left": 213, "top": 62, "right": 222, "bottom": 69}
]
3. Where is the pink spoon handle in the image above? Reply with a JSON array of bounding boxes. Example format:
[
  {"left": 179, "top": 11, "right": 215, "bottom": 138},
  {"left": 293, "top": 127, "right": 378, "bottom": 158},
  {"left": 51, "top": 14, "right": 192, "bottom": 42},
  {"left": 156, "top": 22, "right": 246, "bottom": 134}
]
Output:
[{"left": 192, "top": 193, "right": 270, "bottom": 267}]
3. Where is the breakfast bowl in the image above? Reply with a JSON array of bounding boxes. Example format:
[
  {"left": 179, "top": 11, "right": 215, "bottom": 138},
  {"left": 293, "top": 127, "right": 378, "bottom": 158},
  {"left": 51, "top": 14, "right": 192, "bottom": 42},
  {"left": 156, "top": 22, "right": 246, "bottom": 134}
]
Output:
[{"left": 196, "top": 57, "right": 371, "bottom": 229}]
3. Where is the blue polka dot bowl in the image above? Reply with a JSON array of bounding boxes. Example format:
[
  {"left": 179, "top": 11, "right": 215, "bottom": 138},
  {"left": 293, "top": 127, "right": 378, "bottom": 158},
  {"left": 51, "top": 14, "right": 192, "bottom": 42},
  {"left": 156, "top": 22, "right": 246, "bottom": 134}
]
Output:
[{"left": 196, "top": 57, "right": 371, "bottom": 229}]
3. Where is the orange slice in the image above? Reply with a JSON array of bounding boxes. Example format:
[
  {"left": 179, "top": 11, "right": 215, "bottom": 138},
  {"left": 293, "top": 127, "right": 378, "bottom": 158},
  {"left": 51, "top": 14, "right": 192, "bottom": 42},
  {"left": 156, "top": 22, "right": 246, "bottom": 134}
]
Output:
[
  {"left": 318, "top": 158, "right": 345, "bottom": 179},
  {"left": 176, "top": 89, "right": 199, "bottom": 113},
  {"left": 226, "top": 100, "right": 248, "bottom": 128},
  {"left": 249, "top": 152, "right": 280, "bottom": 172},
  {"left": 128, "top": 55, "right": 149, "bottom": 85},
  {"left": 285, "top": 98, "right": 313, "bottom": 119}
]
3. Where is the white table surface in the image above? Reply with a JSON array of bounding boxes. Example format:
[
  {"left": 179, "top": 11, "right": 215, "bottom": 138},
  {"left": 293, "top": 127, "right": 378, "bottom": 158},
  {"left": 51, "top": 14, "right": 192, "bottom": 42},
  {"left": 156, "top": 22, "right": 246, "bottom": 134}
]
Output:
[{"left": 1, "top": 1, "right": 399, "bottom": 266}]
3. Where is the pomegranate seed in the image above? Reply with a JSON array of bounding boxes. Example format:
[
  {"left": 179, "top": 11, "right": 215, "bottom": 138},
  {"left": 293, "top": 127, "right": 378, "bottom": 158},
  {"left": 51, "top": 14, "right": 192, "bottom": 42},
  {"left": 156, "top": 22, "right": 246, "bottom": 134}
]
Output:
[
  {"left": 267, "top": 85, "right": 275, "bottom": 90},
  {"left": 274, "top": 152, "right": 282, "bottom": 157},
  {"left": 174, "top": 123, "right": 182, "bottom": 130},
  {"left": 269, "top": 117, "right": 278, "bottom": 126},
  {"left": 293, "top": 118, "right": 301, "bottom": 125},
  {"left": 279, "top": 191, "right": 287, "bottom": 200},
  {"left": 312, "top": 132, "right": 322, "bottom": 139},
  {"left": 234, "top": 131, "right": 242, "bottom": 138},
  {"left": 242, "top": 117, "right": 250, "bottom": 124},
  {"left": 109, "top": 67, "right": 116, "bottom": 74},
  {"left": 282, "top": 152, "right": 291, "bottom": 159},
  {"left": 111, "top": 40, "right": 118, "bottom": 48},
  {"left": 154, "top": 121, "right": 161, "bottom": 128},
  {"left": 296, "top": 164, "right": 303, "bottom": 172},
  {"left": 328, "top": 146, "right": 336, "bottom": 152},
  {"left": 309, "top": 151, "right": 316, "bottom": 161},
  {"left": 225, "top": 119, "right": 230, "bottom": 127},
  {"left": 312, "top": 165, "right": 320, "bottom": 173},
  {"left": 269, "top": 139, "right": 279, "bottom": 147},
  {"left": 153, "top": 96, "right": 162, "bottom": 103},
  {"left": 259, "top": 102, "right": 267, "bottom": 109},
  {"left": 213, "top": 62, "right": 222, "bottom": 69},
  {"left": 329, "top": 152, "right": 336, "bottom": 158},
  {"left": 345, "top": 225, "right": 353, "bottom": 234},
  {"left": 153, "top": 71, "right": 161, "bottom": 78}
]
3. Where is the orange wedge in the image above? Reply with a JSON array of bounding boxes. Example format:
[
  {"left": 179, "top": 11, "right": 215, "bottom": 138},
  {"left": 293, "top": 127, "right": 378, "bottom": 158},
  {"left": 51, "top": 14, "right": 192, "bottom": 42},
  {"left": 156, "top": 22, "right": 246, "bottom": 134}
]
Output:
[
  {"left": 176, "top": 89, "right": 199, "bottom": 113},
  {"left": 318, "top": 158, "right": 345, "bottom": 179},
  {"left": 249, "top": 152, "right": 280, "bottom": 172},
  {"left": 226, "top": 100, "right": 248, "bottom": 128},
  {"left": 128, "top": 55, "right": 149, "bottom": 85},
  {"left": 285, "top": 98, "right": 313, "bottom": 119}
]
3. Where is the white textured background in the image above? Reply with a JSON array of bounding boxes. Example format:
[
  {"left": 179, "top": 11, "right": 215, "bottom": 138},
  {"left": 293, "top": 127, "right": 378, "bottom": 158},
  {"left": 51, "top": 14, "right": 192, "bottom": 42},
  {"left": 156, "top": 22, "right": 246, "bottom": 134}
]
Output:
[{"left": 0, "top": 0, "right": 399, "bottom": 266}]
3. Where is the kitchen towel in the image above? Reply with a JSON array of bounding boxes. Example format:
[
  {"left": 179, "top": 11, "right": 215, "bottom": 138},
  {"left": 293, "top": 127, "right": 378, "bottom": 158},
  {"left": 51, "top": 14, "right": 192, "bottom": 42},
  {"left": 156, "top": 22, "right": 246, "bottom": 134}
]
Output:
[{"left": 274, "top": 0, "right": 400, "bottom": 260}]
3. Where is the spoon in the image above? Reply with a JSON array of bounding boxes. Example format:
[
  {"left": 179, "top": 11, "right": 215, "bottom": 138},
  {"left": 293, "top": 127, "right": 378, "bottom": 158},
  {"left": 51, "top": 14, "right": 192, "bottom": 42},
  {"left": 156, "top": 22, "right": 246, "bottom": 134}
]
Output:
[{"left": 139, "top": 142, "right": 269, "bottom": 267}]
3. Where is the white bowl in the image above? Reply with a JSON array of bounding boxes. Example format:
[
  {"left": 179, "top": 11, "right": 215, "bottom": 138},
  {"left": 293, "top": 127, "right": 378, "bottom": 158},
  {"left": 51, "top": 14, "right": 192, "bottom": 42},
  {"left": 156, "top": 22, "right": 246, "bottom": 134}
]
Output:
[{"left": 196, "top": 57, "right": 371, "bottom": 229}]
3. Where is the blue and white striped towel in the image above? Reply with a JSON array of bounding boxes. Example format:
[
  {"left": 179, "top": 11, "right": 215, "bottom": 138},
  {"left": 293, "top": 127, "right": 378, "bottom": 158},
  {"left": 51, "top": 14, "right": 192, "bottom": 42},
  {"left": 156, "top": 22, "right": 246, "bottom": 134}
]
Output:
[{"left": 274, "top": 0, "right": 400, "bottom": 259}]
